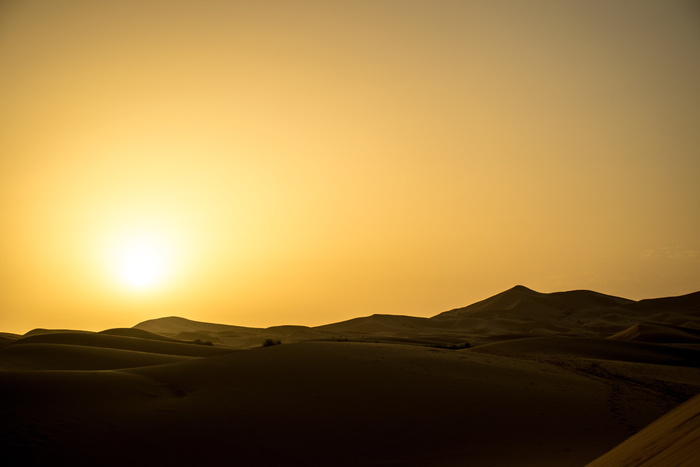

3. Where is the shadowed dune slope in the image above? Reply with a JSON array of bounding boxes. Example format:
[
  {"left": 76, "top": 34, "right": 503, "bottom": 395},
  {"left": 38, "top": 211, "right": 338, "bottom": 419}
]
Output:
[
  {"left": 0, "top": 332, "right": 21, "bottom": 340},
  {"left": 133, "top": 288, "right": 700, "bottom": 349},
  {"left": 472, "top": 336, "right": 700, "bottom": 366},
  {"left": 609, "top": 323, "right": 700, "bottom": 344},
  {"left": 135, "top": 316, "right": 269, "bottom": 348},
  {"left": 4, "top": 286, "right": 700, "bottom": 465},
  {"left": 1, "top": 341, "right": 693, "bottom": 466},
  {"left": 99, "top": 327, "right": 191, "bottom": 343},
  {"left": 627, "top": 291, "right": 700, "bottom": 314},
  {"left": 134, "top": 315, "right": 465, "bottom": 348},
  {"left": 587, "top": 393, "right": 700, "bottom": 467},
  {"left": 138, "top": 314, "right": 475, "bottom": 349},
  {"left": 0, "top": 343, "right": 195, "bottom": 370},
  {"left": 23, "top": 328, "right": 94, "bottom": 337},
  {"left": 316, "top": 314, "right": 443, "bottom": 334},
  {"left": 7, "top": 332, "right": 232, "bottom": 357},
  {"left": 434, "top": 285, "right": 633, "bottom": 320},
  {"left": 0, "top": 333, "right": 20, "bottom": 349},
  {"left": 428, "top": 287, "right": 700, "bottom": 342},
  {"left": 136, "top": 316, "right": 262, "bottom": 336}
]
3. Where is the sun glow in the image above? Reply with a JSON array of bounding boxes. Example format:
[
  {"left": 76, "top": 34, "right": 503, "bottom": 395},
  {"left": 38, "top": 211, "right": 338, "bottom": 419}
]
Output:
[{"left": 109, "top": 231, "right": 176, "bottom": 292}]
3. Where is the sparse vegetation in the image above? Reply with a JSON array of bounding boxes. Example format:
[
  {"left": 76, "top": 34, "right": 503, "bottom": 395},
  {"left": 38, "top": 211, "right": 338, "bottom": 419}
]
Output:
[
  {"left": 262, "top": 338, "right": 282, "bottom": 347},
  {"left": 433, "top": 342, "right": 471, "bottom": 350},
  {"left": 447, "top": 342, "right": 470, "bottom": 350},
  {"left": 193, "top": 338, "right": 213, "bottom": 346}
]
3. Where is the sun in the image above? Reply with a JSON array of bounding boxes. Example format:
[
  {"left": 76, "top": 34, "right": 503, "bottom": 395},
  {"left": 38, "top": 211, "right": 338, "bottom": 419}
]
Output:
[
  {"left": 109, "top": 231, "right": 175, "bottom": 292},
  {"left": 116, "top": 240, "right": 166, "bottom": 289}
]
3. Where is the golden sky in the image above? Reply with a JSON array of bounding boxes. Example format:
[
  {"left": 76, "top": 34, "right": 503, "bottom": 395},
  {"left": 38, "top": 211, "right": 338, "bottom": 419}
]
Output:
[{"left": 1, "top": 0, "right": 699, "bottom": 333}]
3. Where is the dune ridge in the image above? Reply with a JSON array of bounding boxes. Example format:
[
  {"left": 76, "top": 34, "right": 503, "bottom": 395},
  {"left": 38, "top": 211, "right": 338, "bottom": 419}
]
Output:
[
  {"left": 1, "top": 286, "right": 699, "bottom": 465},
  {"left": 6, "top": 331, "right": 232, "bottom": 357},
  {"left": 133, "top": 286, "right": 700, "bottom": 348},
  {"left": 608, "top": 322, "right": 700, "bottom": 344},
  {"left": 587, "top": 393, "right": 700, "bottom": 466}
]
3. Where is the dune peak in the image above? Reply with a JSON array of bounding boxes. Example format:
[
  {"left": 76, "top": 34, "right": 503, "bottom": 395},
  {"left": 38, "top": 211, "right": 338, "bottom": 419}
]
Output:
[{"left": 507, "top": 284, "right": 539, "bottom": 294}]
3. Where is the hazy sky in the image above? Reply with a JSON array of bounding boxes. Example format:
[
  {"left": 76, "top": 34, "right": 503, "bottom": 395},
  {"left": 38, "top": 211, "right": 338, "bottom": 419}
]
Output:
[{"left": 1, "top": 0, "right": 699, "bottom": 333}]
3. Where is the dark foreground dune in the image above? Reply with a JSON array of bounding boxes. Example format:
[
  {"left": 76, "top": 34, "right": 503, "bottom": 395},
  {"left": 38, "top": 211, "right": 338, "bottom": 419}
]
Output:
[{"left": 1, "top": 286, "right": 699, "bottom": 466}]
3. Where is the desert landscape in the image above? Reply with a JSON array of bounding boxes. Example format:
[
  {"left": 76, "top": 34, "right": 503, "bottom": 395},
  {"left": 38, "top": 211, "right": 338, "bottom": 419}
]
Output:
[
  {"left": 3, "top": 2, "right": 699, "bottom": 465},
  {"left": 1, "top": 285, "right": 698, "bottom": 466}
]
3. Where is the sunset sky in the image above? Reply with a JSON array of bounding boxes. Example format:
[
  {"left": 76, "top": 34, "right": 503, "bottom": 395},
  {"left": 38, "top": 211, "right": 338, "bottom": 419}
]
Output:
[{"left": 1, "top": 0, "right": 699, "bottom": 333}]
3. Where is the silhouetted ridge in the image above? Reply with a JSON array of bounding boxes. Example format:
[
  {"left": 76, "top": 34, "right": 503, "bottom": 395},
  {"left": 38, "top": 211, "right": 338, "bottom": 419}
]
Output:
[
  {"left": 626, "top": 291, "right": 700, "bottom": 314},
  {"left": 0, "top": 333, "right": 20, "bottom": 349},
  {"left": 134, "top": 316, "right": 262, "bottom": 335},
  {"left": 24, "top": 328, "right": 93, "bottom": 337},
  {"left": 317, "top": 314, "right": 435, "bottom": 333},
  {"left": 433, "top": 286, "right": 632, "bottom": 320},
  {"left": 549, "top": 289, "right": 633, "bottom": 308},
  {"left": 509, "top": 285, "right": 540, "bottom": 294},
  {"left": 123, "top": 287, "right": 700, "bottom": 348},
  {"left": 433, "top": 285, "right": 543, "bottom": 318}
]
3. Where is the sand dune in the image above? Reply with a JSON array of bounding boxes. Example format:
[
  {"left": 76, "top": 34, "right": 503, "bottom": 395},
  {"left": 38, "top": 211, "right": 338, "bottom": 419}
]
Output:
[
  {"left": 137, "top": 315, "right": 263, "bottom": 337},
  {"left": 8, "top": 331, "right": 231, "bottom": 357},
  {"left": 430, "top": 286, "right": 700, "bottom": 345},
  {"left": 1, "top": 341, "right": 690, "bottom": 466},
  {"left": 0, "top": 342, "right": 196, "bottom": 370},
  {"left": 130, "top": 286, "right": 700, "bottom": 349},
  {"left": 627, "top": 291, "right": 700, "bottom": 314},
  {"left": 99, "top": 327, "right": 192, "bottom": 342},
  {"left": 587, "top": 393, "right": 700, "bottom": 467},
  {"left": 609, "top": 322, "right": 700, "bottom": 344},
  {"left": 0, "top": 332, "right": 20, "bottom": 349},
  {"left": 472, "top": 336, "right": 700, "bottom": 366},
  {"left": 2, "top": 286, "right": 699, "bottom": 465},
  {"left": 434, "top": 285, "right": 633, "bottom": 320}
]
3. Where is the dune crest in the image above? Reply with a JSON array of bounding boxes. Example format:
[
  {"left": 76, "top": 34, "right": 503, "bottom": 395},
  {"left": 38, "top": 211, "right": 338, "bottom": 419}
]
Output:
[{"left": 587, "top": 393, "right": 700, "bottom": 467}]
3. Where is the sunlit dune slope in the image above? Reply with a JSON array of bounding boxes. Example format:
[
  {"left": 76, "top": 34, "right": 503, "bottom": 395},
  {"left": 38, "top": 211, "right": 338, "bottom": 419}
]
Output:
[{"left": 587, "top": 393, "right": 700, "bottom": 467}]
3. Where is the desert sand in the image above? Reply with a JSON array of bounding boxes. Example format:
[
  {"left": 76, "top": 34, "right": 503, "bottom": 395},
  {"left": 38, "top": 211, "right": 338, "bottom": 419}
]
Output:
[{"left": 1, "top": 286, "right": 699, "bottom": 466}]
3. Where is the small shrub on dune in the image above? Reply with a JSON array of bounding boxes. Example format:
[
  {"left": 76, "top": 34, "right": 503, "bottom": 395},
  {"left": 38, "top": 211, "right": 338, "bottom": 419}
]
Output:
[
  {"left": 193, "top": 338, "right": 213, "bottom": 346},
  {"left": 434, "top": 342, "right": 470, "bottom": 350},
  {"left": 446, "top": 342, "right": 470, "bottom": 350}
]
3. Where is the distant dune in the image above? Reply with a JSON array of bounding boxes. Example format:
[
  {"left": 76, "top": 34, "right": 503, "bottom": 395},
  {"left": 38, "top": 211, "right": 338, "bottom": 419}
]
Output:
[
  {"left": 128, "top": 285, "right": 700, "bottom": 349},
  {"left": 608, "top": 322, "right": 700, "bottom": 344},
  {"left": 1, "top": 286, "right": 699, "bottom": 465}
]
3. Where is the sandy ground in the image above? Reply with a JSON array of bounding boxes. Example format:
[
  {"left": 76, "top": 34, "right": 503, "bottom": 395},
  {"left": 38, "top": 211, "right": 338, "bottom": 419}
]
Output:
[
  {"left": 587, "top": 392, "right": 700, "bottom": 467},
  {"left": 1, "top": 286, "right": 698, "bottom": 466}
]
